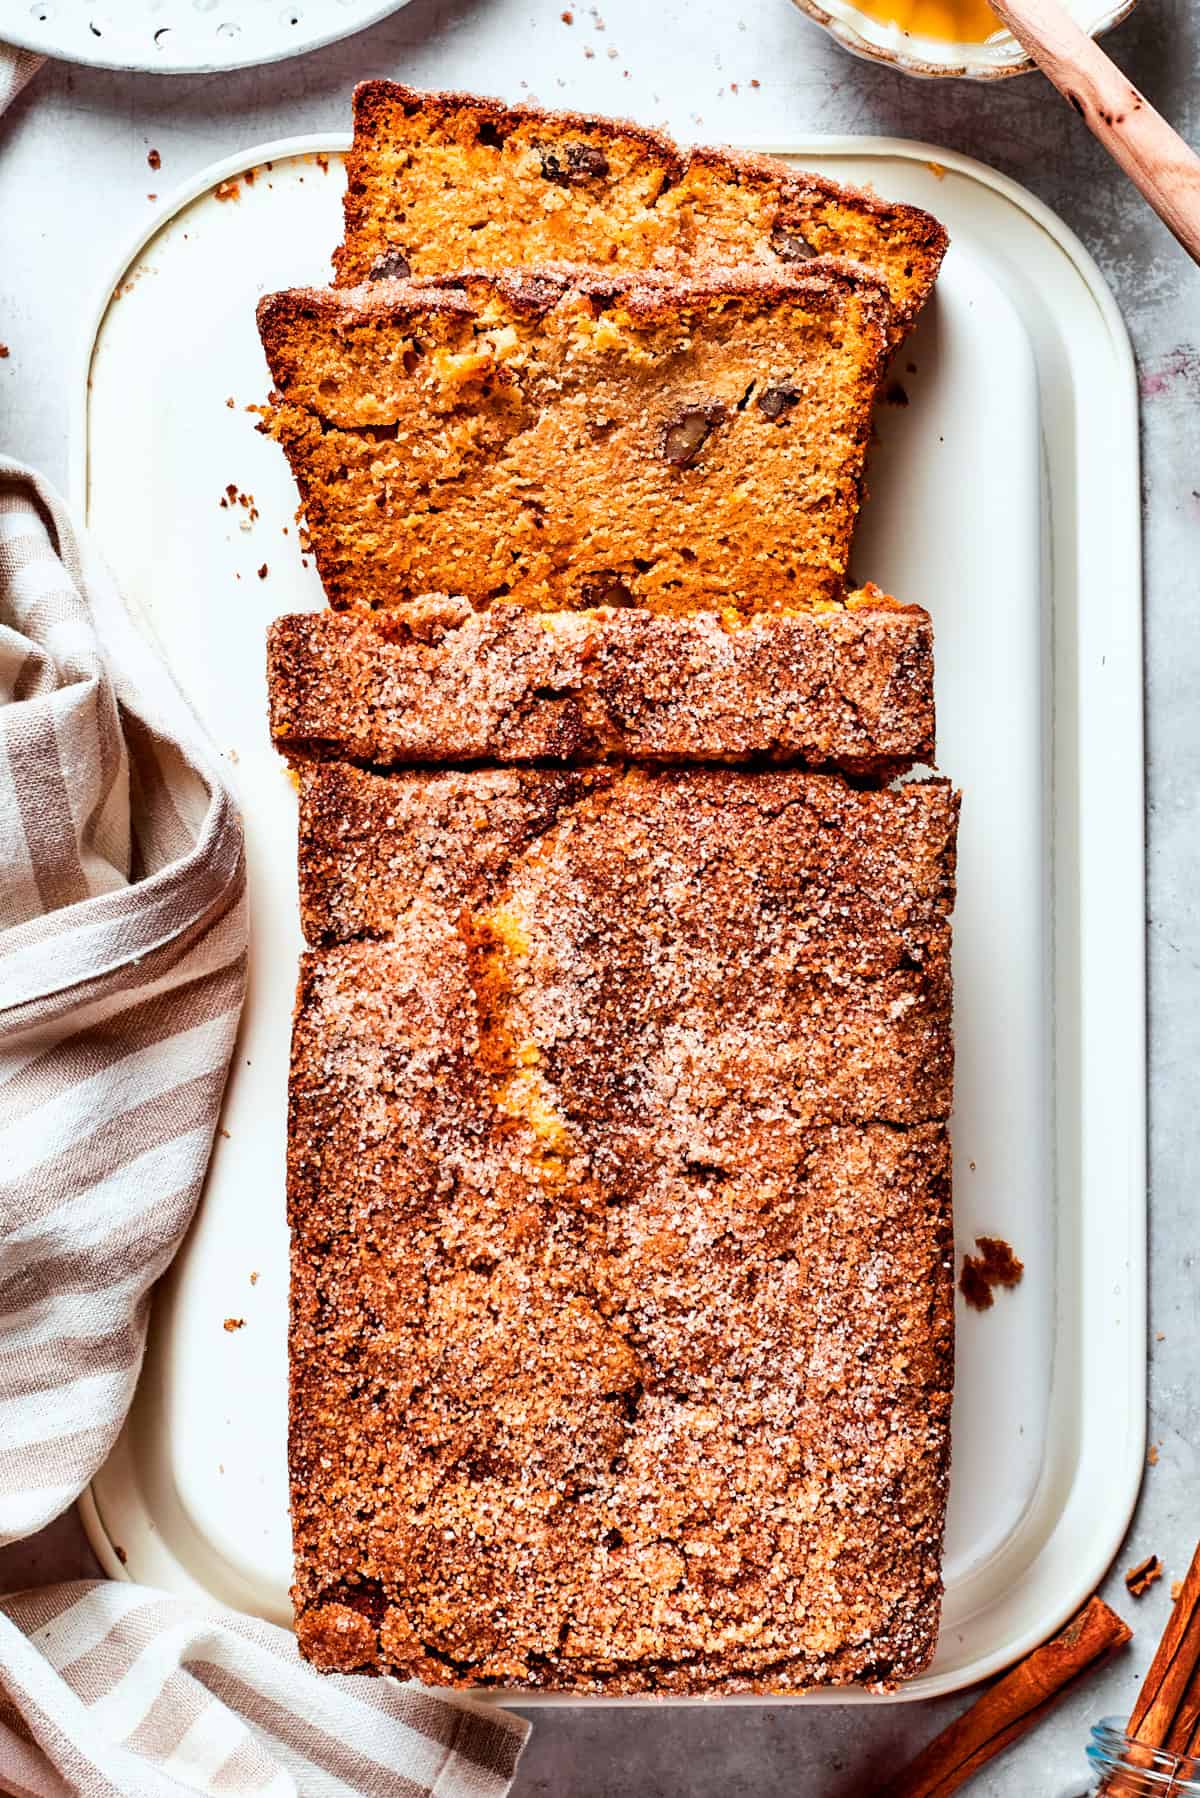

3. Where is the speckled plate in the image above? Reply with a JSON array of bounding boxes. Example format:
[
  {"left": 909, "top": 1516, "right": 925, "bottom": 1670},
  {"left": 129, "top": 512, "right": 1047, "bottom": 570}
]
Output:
[
  {"left": 75, "top": 135, "right": 1145, "bottom": 1703},
  {"left": 1, "top": 0, "right": 410, "bottom": 75}
]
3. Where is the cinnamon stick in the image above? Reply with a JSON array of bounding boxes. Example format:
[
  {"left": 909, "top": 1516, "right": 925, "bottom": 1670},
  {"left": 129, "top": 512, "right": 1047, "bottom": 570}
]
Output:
[
  {"left": 880, "top": 1596, "right": 1132, "bottom": 1798},
  {"left": 1128, "top": 1538, "right": 1200, "bottom": 1751},
  {"left": 1164, "top": 1655, "right": 1200, "bottom": 1760}
]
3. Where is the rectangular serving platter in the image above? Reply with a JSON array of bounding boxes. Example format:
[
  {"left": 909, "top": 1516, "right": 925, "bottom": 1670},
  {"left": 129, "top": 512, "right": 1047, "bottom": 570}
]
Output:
[{"left": 77, "top": 134, "right": 1145, "bottom": 1704}]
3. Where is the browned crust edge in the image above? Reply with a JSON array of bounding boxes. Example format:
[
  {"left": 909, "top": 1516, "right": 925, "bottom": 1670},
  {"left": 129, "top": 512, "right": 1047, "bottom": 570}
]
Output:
[
  {"left": 259, "top": 255, "right": 893, "bottom": 346},
  {"left": 349, "top": 76, "right": 686, "bottom": 171}
]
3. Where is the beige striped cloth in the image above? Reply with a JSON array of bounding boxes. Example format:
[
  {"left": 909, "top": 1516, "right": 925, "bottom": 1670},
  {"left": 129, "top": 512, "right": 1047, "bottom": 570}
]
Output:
[
  {"left": 0, "top": 460, "right": 528, "bottom": 1793},
  {"left": 0, "top": 42, "right": 41, "bottom": 114}
]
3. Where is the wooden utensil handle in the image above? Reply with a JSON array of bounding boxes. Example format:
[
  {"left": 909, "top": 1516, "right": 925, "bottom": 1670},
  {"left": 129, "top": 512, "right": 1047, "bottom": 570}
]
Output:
[{"left": 988, "top": 0, "right": 1200, "bottom": 265}]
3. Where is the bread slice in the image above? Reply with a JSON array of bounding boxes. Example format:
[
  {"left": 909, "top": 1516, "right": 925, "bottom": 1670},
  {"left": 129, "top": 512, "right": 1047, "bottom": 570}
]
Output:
[
  {"left": 295, "top": 760, "right": 958, "bottom": 952},
  {"left": 258, "top": 264, "right": 890, "bottom": 618},
  {"left": 266, "top": 588, "right": 935, "bottom": 777},
  {"left": 287, "top": 764, "right": 958, "bottom": 1693},
  {"left": 335, "top": 82, "right": 947, "bottom": 347}
]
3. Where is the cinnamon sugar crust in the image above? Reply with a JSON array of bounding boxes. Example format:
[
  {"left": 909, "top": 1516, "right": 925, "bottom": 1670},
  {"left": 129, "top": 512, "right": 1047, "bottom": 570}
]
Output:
[
  {"left": 257, "top": 265, "right": 890, "bottom": 618},
  {"left": 295, "top": 761, "right": 958, "bottom": 959},
  {"left": 266, "top": 592, "right": 935, "bottom": 776},
  {"left": 335, "top": 82, "right": 947, "bottom": 346},
  {"left": 287, "top": 764, "right": 958, "bottom": 1692}
]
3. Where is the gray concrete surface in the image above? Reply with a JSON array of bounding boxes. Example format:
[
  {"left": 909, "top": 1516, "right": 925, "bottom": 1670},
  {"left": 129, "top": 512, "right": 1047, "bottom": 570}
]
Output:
[{"left": 1, "top": 0, "right": 1197, "bottom": 1789}]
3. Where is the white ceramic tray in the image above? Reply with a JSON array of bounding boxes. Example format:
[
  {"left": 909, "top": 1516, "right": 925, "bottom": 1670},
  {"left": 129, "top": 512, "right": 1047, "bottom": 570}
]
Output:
[{"left": 76, "top": 135, "right": 1145, "bottom": 1705}]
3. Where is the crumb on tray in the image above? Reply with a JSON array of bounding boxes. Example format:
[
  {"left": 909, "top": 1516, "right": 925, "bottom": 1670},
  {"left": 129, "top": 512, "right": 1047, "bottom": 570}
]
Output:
[
  {"left": 1125, "top": 1555, "right": 1163, "bottom": 1599},
  {"left": 959, "top": 1236, "right": 1023, "bottom": 1311}
]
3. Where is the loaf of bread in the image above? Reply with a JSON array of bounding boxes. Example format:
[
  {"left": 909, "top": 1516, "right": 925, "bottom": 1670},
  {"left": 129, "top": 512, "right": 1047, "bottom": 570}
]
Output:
[
  {"left": 266, "top": 588, "right": 935, "bottom": 777},
  {"left": 335, "top": 82, "right": 948, "bottom": 347},
  {"left": 267, "top": 83, "right": 960, "bottom": 1700},
  {"left": 257, "top": 264, "right": 890, "bottom": 617},
  {"left": 287, "top": 762, "right": 958, "bottom": 1693}
]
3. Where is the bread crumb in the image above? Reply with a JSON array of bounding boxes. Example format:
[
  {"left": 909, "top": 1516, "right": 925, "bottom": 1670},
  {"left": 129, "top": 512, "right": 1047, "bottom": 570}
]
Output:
[
  {"left": 215, "top": 178, "right": 241, "bottom": 203},
  {"left": 148, "top": 148, "right": 161, "bottom": 170},
  {"left": 0, "top": 345, "right": 9, "bottom": 359},
  {"left": 960, "top": 1237, "right": 1023, "bottom": 1311},
  {"left": 926, "top": 161, "right": 948, "bottom": 180},
  {"left": 1125, "top": 1555, "right": 1162, "bottom": 1599},
  {"left": 561, "top": 8, "right": 574, "bottom": 18},
  {"left": 220, "top": 484, "right": 259, "bottom": 522},
  {"left": 223, "top": 1316, "right": 245, "bottom": 1332},
  {"left": 226, "top": 396, "right": 235, "bottom": 409},
  {"left": 1147, "top": 1443, "right": 1159, "bottom": 1465},
  {"left": 250, "top": 1271, "right": 260, "bottom": 1285},
  {"left": 884, "top": 381, "right": 910, "bottom": 408},
  {"left": 1173, "top": 1581, "right": 1184, "bottom": 1602},
  {"left": 257, "top": 564, "right": 269, "bottom": 580},
  {"left": 750, "top": 77, "right": 760, "bottom": 86}
]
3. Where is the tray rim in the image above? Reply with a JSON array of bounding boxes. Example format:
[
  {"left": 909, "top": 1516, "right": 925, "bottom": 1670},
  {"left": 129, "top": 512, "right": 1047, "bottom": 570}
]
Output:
[{"left": 74, "top": 129, "right": 1146, "bottom": 1705}]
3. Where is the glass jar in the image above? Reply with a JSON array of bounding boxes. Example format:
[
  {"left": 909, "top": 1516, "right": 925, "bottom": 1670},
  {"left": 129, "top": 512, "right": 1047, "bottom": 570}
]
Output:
[{"left": 1061, "top": 1719, "right": 1200, "bottom": 1796}]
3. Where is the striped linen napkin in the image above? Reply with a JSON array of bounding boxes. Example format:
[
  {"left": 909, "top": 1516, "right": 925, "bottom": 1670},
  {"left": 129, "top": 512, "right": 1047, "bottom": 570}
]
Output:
[
  {"left": 0, "top": 42, "right": 40, "bottom": 113},
  {"left": 0, "top": 464, "right": 529, "bottom": 1795}
]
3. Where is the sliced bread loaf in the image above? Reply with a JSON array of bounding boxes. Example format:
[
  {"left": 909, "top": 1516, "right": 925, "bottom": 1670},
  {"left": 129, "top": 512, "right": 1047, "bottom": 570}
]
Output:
[
  {"left": 258, "top": 263, "right": 890, "bottom": 618},
  {"left": 335, "top": 82, "right": 947, "bottom": 346}
]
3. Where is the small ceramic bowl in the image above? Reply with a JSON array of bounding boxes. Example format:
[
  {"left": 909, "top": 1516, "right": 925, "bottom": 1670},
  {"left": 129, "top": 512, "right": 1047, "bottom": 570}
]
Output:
[{"left": 790, "top": 0, "right": 1140, "bottom": 78}]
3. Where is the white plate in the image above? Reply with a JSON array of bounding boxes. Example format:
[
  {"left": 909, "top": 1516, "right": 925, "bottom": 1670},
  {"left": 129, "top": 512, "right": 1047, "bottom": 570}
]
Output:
[
  {"left": 76, "top": 136, "right": 1145, "bottom": 1703},
  {"left": 2, "top": 1, "right": 409, "bottom": 75}
]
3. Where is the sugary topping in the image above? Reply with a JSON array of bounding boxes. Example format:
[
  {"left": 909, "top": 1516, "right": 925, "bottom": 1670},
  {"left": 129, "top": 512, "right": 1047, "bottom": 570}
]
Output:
[
  {"left": 267, "top": 601, "right": 935, "bottom": 775},
  {"left": 288, "top": 764, "right": 958, "bottom": 1692}
]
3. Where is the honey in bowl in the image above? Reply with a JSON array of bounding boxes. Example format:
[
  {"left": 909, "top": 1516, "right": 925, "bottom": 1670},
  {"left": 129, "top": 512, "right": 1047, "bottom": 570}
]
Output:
[{"left": 849, "top": 0, "right": 1001, "bottom": 41}]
